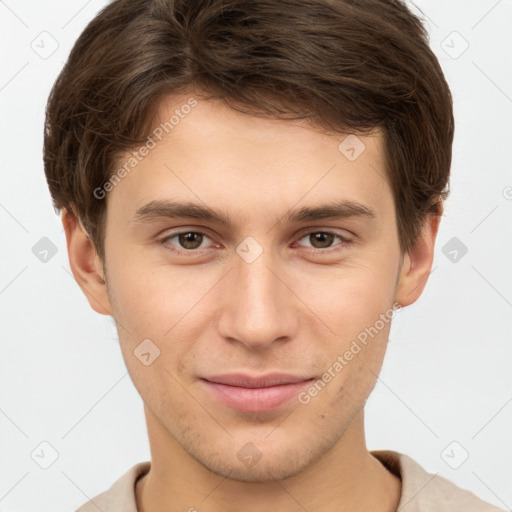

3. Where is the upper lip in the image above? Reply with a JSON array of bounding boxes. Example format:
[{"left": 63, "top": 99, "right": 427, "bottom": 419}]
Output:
[{"left": 202, "top": 373, "right": 313, "bottom": 388}]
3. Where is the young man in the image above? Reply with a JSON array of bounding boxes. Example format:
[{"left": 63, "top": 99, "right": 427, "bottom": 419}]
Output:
[{"left": 43, "top": 0, "right": 505, "bottom": 510}]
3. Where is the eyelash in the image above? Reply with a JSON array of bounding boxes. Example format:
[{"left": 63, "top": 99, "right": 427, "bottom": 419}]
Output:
[{"left": 159, "top": 229, "right": 351, "bottom": 255}]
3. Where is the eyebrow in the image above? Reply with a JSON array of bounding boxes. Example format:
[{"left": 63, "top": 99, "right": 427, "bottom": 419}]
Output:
[{"left": 131, "top": 199, "right": 376, "bottom": 226}]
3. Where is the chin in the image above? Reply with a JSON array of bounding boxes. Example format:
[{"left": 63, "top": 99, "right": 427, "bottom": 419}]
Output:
[
  {"left": 184, "top": 435, "right": 328, "bottom": 483},
  {"left": 200, "top": 452, "right": 313, "bottom": 483}
]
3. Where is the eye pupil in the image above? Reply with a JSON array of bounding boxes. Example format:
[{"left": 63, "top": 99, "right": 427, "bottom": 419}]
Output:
[
  {"left": 179, "top": 232, "right": 203, "bottom": 249},
  {"left": 310, "top": 232, "right": 334, "bottom": 248}
]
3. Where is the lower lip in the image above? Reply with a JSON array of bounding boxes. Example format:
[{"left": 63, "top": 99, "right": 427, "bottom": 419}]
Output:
[{"left": 202, "top": 379, "right": 314, "bottom": 413}]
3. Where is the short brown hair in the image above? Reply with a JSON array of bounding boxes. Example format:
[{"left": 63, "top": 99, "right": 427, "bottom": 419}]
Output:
[{"left": 43, "top": 0, "right": 454, "bottom": 263}]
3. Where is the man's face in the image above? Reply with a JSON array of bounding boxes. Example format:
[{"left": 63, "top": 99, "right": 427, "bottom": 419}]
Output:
[{"left": 90, "top": 93, "right": 411, "bottom": 481}]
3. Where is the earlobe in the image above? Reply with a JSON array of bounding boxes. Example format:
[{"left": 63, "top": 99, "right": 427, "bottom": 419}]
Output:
[
  {"left": 395, "top": 213, "right": 441, "bottom": 307},
  {"left": 61, "top": 209, "right": 113, "bottom": 316}
]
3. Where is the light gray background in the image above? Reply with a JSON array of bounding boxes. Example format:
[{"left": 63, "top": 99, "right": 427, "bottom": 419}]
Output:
[{"left": 1, "top": 1, "right": 511, "bottom": 511}]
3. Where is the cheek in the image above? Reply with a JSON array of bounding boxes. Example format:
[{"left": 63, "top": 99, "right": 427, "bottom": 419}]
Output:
[
  {"left": 123, "top": 358, "right": 195, "bottom": 430},
  {"left": 298, "top": 260, "right": 398, "bottom": 337},
  {"left": 106, "top": 261, "right": 218, "bottom": 380},
  {"left": 107, "top": 256, "right": 211, "bottom": 335}
]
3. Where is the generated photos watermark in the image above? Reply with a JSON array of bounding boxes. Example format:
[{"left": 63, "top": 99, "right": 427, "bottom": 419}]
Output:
[
  {"left": 93, "top": 97, "right": 198, "bottom": 200},
  {"left": 298, "top": 302, "right": 402, "bottom": 405}
]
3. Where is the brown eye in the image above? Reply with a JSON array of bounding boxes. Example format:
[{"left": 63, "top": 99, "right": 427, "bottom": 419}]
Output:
[
  {"left": 308, "top": 232, "right": 335, "bottom": 248},
  {"left": 177, "top": 232, "right": 204, "bottom": 249},
  {"left": 161, "top": 231, "right": 212, "bottom": 252},
  {"left": 294, "top": 230, "right": 352, "bottom": 254},
  {"left": 297, "top": 231, "right": 345, "bottom": 250}
]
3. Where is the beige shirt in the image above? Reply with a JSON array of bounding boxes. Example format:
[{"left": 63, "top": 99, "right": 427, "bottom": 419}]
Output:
[{"left": 76, "top": 450, "right": 505, "bottom": 511}]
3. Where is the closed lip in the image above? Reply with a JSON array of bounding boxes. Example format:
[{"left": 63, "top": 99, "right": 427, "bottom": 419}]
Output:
[
  {"left": 201, "top": 373, "right": 313, "bottom": 388},
  {"left": 200, "top": 373, "right": 315, "bottom": 412}
]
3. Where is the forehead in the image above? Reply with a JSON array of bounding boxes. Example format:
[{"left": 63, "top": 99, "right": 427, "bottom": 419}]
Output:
[{"left": 106, "top": 93, "right": 393, "bottom": 227}]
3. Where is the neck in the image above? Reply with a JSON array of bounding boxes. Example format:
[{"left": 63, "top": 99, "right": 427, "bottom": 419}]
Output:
[{"left": 136, "top": 408, "right": 401, "bottom": 512}]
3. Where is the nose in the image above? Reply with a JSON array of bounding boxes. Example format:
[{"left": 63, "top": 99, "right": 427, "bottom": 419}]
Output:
[{"left": 216, "top": 246, "right": 299, "bottom": 350}]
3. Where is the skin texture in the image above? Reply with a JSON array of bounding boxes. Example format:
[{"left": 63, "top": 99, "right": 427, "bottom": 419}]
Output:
[{"left": 63, "top": 91, "right": 441, "bottom": 512}]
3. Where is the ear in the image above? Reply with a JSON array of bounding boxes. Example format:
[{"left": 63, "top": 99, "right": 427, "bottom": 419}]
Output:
[
  {"left": 395, "top": 209, "right": 442, "bottom": 307},
  {"left": 61, "top": 208, "right": 113, "bottom": 316}
]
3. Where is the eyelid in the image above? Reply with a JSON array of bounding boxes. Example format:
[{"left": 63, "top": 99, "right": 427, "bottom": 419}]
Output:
[
  {"left": 159, "top": 229, "right": 216, "bottom": 252},
  {"left": 294, "top": 229, "right": 352, "bottom": 251},
  {"left": 295, "top": 227, "right": 352, "bottom": 241}
]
